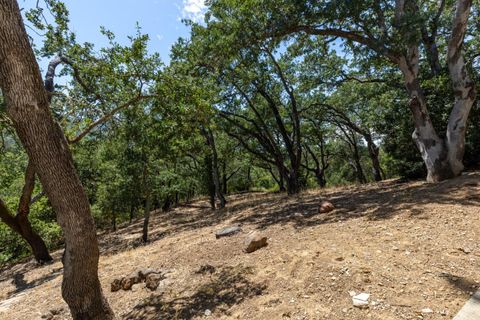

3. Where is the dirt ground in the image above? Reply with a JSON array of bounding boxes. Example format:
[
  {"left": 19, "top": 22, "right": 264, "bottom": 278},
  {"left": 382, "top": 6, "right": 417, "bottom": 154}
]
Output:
[{"left": 1, "top": 172, "right": 479, "bottom": 320}]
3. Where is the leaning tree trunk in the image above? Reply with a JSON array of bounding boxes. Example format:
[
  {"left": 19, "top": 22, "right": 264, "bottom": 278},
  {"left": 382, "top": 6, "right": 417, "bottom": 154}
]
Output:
[
  {"left": 0, "top": 161, "right": 52, "bottom": 263},
  {"left": 0, "top": 2, "right": 114, "bottom": 318},
  {"left": 0, "top": 199, "right": 52, "bottom": 263}
]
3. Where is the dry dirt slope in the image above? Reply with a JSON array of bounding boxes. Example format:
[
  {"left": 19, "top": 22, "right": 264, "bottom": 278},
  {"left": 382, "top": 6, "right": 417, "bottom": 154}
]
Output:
[{"left": 1, "top": 173, "right": 480, "bottom": 320}]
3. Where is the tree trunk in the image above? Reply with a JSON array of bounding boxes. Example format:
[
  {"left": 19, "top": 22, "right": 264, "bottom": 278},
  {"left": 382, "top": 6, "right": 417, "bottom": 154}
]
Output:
[
  {"left": 445, "top": 0, "right": 476, "bottom": 178},
  {"left": 0, "top": 199, "right": 53, "bottom": 263},
  {"left": 365, "top": 134, "right": 383, "bottom": 182},
  {"left": 278, "top": 170, "right": 286, "bottom": 192},
  {"left": 204, "top": 155, "right": 216, "bottom": 210},
  {"left": 396, "top": 0, "right": 475, "bottom": 182},
  {"left": 18, "top": 214, "right": 52, "bottom": 262},
  {"left": 0, "top": 161, "right": 53, "bottom": 263},
  {"left": 142, "top": 194, "right": 151, "bottom": 243},
  {"left": 206, "top": 129, "right": 226, "bottom": 209},
  {"left": 0, "top": 2, "right": 114, "bottom": 318},
  {"left": 286, "top": 170, "right": 300, "bottom": 195},
  {"left": 129, "top": 204, "right": 135, "bottom": 224},
  {"left": 222, "top": 162, "right": 227, "bottom": 195},
  {"left": 398, "top": 56, "right": 455, "bottom": 182},
  {"left": 314, "top": 169, "right": 326, "bottom": 188},
  {"left": 162, "top": 196, "right": 172, "bottom": 212},
  {"left": 346, "top": 131, "right": 367, "bottom": 184}
]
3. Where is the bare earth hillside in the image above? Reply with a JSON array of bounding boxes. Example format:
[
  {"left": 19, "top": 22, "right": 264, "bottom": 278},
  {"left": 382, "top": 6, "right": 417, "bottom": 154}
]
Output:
[{"left": 1, "top": 173, "right": 479, "bottom": 320}]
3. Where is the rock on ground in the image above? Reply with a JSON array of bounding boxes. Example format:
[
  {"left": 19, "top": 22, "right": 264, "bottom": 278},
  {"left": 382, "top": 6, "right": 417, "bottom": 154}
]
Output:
[
  {"left": 244, "top": 231, "right": 268, "bottom": 253},
  {"left": 215, "top": 225, "right": 241, "bottom": 239},
  {"left": 145, "top": 273, "right": 165, "bottom": 290},
  {"left": 318, "top": 201, "right": 335, "bottom": 213},
  {"left": 121, "top": 272, "right": 141, "bottom": 290}
]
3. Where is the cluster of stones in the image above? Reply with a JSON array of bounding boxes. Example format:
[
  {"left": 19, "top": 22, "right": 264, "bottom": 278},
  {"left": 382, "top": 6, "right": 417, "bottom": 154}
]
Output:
[{"left": 111, "top": 268, "right": 165, "bottom": 292}]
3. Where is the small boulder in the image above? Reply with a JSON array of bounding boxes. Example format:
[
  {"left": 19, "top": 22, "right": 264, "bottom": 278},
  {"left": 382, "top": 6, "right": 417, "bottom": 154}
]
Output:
[
  {"left": 244, "top": 232, "right": 268, "bottom": 253},
  {"left": 138, "top": 268, "right": 158, "bottom": 281},
  {"left": 318, "top": 201, "right": 335, "bottom": 214},
  {"left": 121, "top": 272, "right": 141, "bottom": 290},
  {"left": 215, "top": 226, "right": 241, "bottom": 239},
  {"left": 110, "top": 278, "right": 122, "bottom": 292},
  {"left": 145, "top": 273, "right": 165, "bottom": 291}
]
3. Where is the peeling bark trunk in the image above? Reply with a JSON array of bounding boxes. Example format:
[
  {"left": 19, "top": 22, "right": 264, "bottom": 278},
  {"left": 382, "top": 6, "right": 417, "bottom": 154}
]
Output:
[
  {"left": 399, "top": 57, "right": 452, "bottom": 182},
  {"left": 0, "top": 2, "right": 114, "bottom": 318},
  {"left": 395, "top": 0, "right": 475, "bottom": 183},
  {"left": 445, "top": 0, "right": 476, "bottom": 177}
]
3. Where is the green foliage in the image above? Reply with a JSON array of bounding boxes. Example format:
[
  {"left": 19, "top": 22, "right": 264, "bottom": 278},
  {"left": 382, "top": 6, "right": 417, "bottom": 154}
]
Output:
[{"left": 2, "top": 0, "right": 480, "bottom": 264}]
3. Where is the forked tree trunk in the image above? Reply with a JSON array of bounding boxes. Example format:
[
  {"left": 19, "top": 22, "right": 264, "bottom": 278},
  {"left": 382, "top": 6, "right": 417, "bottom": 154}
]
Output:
[
  {"left": 399, "top": 55, "right": 454, "bottom": 182},
  {"left": 396, "top": 0, "right": 475, "bottom": 183},
  {"left": 0, "top": 2, "right": 114, "bottom": 318}
]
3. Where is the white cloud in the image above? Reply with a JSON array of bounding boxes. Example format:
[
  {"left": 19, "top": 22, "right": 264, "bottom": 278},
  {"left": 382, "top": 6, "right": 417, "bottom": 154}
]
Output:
[
  {"left": 156, "top": 34, "right": 164, "bottom": 41},
  {"left": 181, "top": 0, "right": 206, "bottom": 22}
]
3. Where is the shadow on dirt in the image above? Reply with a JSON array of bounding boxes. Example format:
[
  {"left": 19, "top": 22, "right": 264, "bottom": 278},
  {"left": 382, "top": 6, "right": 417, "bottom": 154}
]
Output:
[
  {"left": 123, "top": 265, "right": 266, "bottom": 320},
  {"left": 441, "top": 272, "right": 479, "bottom": 296},
  {"left": 232, "top": 173, "right": 480, "bottom": 230},
  {"left": 99, "top": 173, "right": 480, "bottom": 257},
  {"left": 7, "top": 266, "right": 63, "bottom": 296}
]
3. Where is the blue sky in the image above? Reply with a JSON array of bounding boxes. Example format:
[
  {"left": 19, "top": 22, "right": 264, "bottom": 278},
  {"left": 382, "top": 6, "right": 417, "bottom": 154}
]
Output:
[{"left": 21, "top": 0, "right": 207, "bottom": 64}]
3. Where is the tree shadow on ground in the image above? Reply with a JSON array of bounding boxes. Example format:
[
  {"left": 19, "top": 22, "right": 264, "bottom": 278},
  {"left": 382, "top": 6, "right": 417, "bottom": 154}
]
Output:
[
  {"left": 232, "top": 172, "right": 480, "bottom": 230},
  {"left": 97, "top": 173, "right": 480, "bottom": 256},
  {"left": 123, "top": 265, "right": 266, "bottom": 320},
  {"left": 7, "top": 266, "right": 63, "bottom": 296},
  {"left": 441, "top": 272, "right": 479, "bottom": 296}
]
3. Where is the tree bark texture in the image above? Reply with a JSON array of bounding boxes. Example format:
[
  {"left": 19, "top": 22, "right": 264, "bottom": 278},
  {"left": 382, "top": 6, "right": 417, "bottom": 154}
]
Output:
[{"left": 0, "top": 1, "right": 114, "bottom": 318}]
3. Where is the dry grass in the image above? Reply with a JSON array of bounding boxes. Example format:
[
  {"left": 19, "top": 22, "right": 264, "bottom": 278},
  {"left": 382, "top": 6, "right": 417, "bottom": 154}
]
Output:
[{"left": 1, "top": 173, "right": 480, "bottom": 319}]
